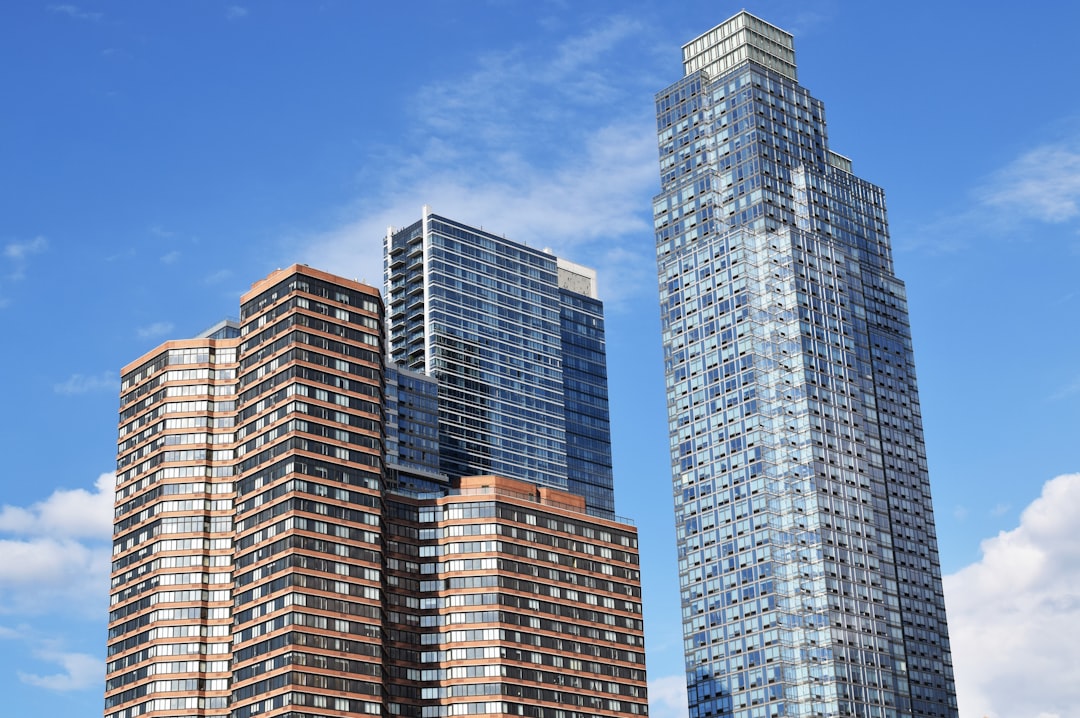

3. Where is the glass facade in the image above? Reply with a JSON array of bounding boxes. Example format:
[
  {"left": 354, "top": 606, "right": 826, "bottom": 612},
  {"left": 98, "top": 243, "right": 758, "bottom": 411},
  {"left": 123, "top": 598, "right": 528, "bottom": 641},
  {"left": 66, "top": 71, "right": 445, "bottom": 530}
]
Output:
[
  {"left": 385, "top": 210, "right": 616, "bottom": 516},
  {"left": 385, "top": 364, "right": 447, "bottom": 493},
  {"left": 654, "top": 12, "right": 958, "bottom": 718},
  {"left": 560, "top": 279, "right": 616, "bottom": 515}
]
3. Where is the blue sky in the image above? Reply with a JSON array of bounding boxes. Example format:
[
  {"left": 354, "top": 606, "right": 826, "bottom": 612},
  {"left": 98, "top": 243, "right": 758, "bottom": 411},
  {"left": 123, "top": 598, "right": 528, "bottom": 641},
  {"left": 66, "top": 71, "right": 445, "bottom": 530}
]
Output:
[{"left": 2, "top": 2, "right": 1079, "bottom": 717}]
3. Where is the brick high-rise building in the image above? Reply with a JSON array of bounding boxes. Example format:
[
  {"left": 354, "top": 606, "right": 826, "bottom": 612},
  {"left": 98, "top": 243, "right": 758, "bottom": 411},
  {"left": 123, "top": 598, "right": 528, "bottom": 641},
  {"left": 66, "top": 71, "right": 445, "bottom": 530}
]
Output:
[{"left": 105, "top": 264, "right": 646, "bottom": 718}]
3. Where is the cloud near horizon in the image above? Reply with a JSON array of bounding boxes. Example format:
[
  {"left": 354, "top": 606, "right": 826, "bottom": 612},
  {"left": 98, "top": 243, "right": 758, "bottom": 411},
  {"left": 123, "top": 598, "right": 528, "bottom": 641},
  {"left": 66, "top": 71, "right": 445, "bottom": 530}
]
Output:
[{"left": 944, "top": 472, "right": 1080, "bottom": 718}]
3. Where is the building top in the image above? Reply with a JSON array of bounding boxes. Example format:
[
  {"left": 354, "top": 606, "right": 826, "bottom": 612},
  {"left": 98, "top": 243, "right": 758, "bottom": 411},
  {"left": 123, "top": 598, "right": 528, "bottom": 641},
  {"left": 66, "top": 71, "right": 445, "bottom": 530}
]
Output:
[
  {"left": 452, "top": 475, "right": 635, "bottom": 526},
  {"left": 196, "top": 318, "right": 241, "bottom": 340},
  {"left": 556, "top": 257, "right": 599, "bottom": 299},
  {"left": 242, "top": 263, "right": 378, "bottom": 303},
  {"left": 682, "top": 10, "right": 797, "bottom": 82}
]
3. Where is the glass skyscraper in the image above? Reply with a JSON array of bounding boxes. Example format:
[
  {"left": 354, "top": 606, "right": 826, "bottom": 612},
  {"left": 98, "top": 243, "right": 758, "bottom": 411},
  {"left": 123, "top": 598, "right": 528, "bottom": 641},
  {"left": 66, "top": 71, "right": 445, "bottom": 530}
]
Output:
[
  {"left": 385, "top": 208, "right": 616, "bottom": 515},
  {"left": 654, "top": 13, "right": 957, "bottom": 718}
]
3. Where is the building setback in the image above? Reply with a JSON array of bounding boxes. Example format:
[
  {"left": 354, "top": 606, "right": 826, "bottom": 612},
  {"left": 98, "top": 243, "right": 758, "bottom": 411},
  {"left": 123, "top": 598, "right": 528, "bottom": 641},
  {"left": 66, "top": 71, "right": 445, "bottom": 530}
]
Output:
[
  {"left": 104, "top": 264, "right": 646, "bottom": 718},
  {"left": 653, "top": 12, "right": 958, "bottom": 718}
]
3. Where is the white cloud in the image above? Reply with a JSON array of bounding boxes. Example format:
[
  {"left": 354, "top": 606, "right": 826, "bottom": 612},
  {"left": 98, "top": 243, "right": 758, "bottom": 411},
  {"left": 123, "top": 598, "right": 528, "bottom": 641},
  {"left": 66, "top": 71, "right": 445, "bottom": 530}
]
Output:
[
  {"left": 0, "top": 472, "right": 114, "bottom": 541},
  {"left": 47, "top": 4, "right": 102, "bottom": 22},
  {"left": 944, "top": 472, "right": 1080, "bottom": 718},
  {"left": 53, "top": 371, "right": 118, "bottom": 396},
  {"left": 977, "top": 144, "right": 1080, "bottom": 223},
  {"left": 0, "top": 473, "right": 114, "bottom": 615},
  {"left": 225, "top": 5, "right": 249, "bottom": 20},
  {"left": 0, "top": 537, "right": 110, "bottom": 615},
  {"left": 18, "top": 651, "right": 104, "bottom": 692},
  {"left": 160, "top": 250, "right": 181, "bottom": 264},
  {"left": 137, "top": 321, "right": 174, "bottom": 339},
  {"left": 3, "top": 236, "right": 48, "bottom": 261},
  {"left": 648, "top": 674, "right": 688, "bottom": 718}
]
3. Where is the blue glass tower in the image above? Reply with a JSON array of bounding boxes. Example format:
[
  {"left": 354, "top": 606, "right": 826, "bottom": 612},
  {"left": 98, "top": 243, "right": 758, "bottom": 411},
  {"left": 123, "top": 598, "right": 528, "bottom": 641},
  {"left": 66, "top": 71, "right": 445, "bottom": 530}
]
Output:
[
  {"left": 654, "top": 13, "right": 958, "bottom": 718},
  {"left": 384, "top": 364, "right": 445, "bottom": 493},
  {"left": 385, "top": 208, "right": 616, "bottom": 515}
]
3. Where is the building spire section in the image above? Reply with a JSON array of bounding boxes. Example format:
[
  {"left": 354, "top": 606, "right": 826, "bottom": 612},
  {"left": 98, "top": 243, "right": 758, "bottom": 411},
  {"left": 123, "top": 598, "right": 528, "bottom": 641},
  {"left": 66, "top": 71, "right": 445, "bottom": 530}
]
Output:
[{"left": 682, "top": 11, "right": 798, "bottom": 82}]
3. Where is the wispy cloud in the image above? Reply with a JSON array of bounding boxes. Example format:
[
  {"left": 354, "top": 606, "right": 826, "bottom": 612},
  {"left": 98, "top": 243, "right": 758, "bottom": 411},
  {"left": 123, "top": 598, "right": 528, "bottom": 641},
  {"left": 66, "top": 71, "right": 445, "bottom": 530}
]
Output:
[
  {"left": 53, "top": 371, "right": 118, "bottom": 396},
  {"left": 46, "top": 4, "right": 102, "bottom": 22},
  {"left": 900, "top": 138, "right": 1080, "bottom": 254},
  {"left": 945, "top": 472, "right": 1080, "bottom": 718},
  {"left": 160, "top": 250, "right": 181, "bottom": 264},
  {"left": 3, "top": 236, "right": 48, "bottom": 261},
  {"left": 409, "top": 16, "right": 646, "bottom": 159},
  {"left": 0, "top": 473, "right": 114, "bottom": 616},
  {"left": 136, "top": 321, "right": 174, "bottom": 339},
  {"left": 225, "top": 5, "right": 249, "bottom": 20},
  {"left": 2, "top": 236, "right": 49, "bottom": 286},
  {"left": 297, "top": 15, "right": 660, "bottom": 309},
  {"left": 977, "top": 144, "right": 1080, "bottom": 224},
  {"left": 204, "top": 268, "right": 232, "bottom": 284},
  {"left": 18, "top": 651, "right": 103, "bottom": 692},
  {"left": 1049, "top": 374, "right": 1080, "bottom": 401}
]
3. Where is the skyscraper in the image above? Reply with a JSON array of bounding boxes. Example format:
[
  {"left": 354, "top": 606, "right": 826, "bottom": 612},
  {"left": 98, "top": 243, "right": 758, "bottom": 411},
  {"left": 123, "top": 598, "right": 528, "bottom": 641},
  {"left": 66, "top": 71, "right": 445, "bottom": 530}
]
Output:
[
  {"left": 385, "top": 208, "right": 616, "bottom": 516},
  {"left": 653, "top": 12, "right": 957, "bottom": 718},
  {"left": 105, "top": 264, "right": 647, "bottom": 718}
]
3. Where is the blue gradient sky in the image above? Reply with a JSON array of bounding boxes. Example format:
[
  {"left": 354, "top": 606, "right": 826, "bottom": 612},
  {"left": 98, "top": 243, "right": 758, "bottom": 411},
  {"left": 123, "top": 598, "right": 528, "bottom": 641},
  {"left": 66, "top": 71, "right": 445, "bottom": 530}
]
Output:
[{"left": 2, "top": 2, "right": 1079, "bottom": 717}]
